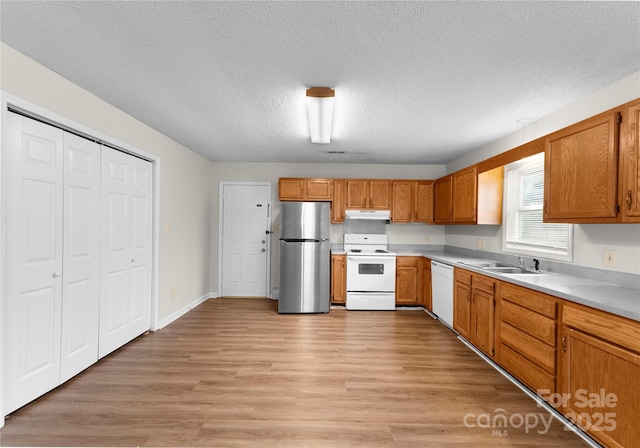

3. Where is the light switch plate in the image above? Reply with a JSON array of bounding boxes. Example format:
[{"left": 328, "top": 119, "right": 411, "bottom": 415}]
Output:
[{"left": 603, "top": 250, "right": 617, "bottom": 268}]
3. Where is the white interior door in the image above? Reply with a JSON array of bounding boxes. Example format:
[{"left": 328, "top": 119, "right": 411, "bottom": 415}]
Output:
[
  {"left": 60, "top": 133, "right": 101, "bottom": 382},
  {"left": 221, "top": 184, "right": 270, "bottom": 296},
  {"left": 100, "top": 147, "right": 152, "bottom": 358},
  {"left": 3, "top": 113, "right": 64, "bottom": 414}
]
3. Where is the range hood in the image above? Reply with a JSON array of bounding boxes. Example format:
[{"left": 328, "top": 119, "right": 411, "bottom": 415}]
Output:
[{"left": 344, "top": 210, "right": 391, "bottom": 221}]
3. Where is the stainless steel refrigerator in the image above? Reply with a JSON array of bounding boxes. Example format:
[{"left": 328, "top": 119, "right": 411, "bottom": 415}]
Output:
[{"left": 278, "top": 202, "right": 330, "bottom": 313}]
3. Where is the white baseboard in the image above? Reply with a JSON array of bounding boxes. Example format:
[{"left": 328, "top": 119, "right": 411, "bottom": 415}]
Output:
[{"left": 156, "top": 292, "right": 218, "bottom": 330}]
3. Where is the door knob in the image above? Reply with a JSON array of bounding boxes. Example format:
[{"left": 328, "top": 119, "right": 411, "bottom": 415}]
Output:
[{"left": 52, "top": 272, "right": 61, "bottom": 278}]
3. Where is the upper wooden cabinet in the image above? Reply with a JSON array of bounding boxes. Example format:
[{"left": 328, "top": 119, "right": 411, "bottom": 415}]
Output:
[
  {"left": 414, "top": 180, "right": 435, "bottom": 224},
  {"left": 434, "top": 175, "right": 453, "bottom": 224},
  {"left": 331, "top": 179, "right": 346, "bottom": 223},
  {"left": 279, "top": 178, "right": 332, "bottom": 201},
  {"left": 391, "top": 181, "right": 413, "bottom": 222},
  {"left": 452, "top": 166, "right": 478, "bottom": 224},
  {"left": 622, "top": 99, "right": 640, "bottom": 222},
  {"left": 345, "top": 180, "right": 391, "bottom": 210},
  {"left": 435, "top": 166, "right": 502, "bottom": 225},
  {"left": 543, "top": 110, "right": 621, "bottom": 222}
]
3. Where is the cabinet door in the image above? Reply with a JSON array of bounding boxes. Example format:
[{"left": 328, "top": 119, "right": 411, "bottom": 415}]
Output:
[
  {"left": 623, "top": 101, "right": 640, "bottom": 221},
  {"left": 472, "top": 288, "right": 495, "bottom": 357},
  {"left": 331, "top": 179, "right": 345, "bottom": 223},
  {"left": 414, "top": 180, "right": 434, "bottom": 223},
  {"left": 331, "top": 254, "right": 346, "bottom": 304},
  {"left": 560, "top": 327, "right": 640, "bottom": 448},
  {"left": 454, "top": 281, "right": 472, "bottom": 339},
  {"left": 369, "top": 180, "right": 391, "bottom": 209},
  {"left": 346, "top": 180, "right": 368, "bottom": 209},
  {"left": 544, "top": 112, "right": 620, "bottom": 222},
  {"left": 422, "top": 260, "right": 432, "bottom": 310},
  {"left": 396, "top": 257, "right": 419, "bottom": 305},
  {"left": 279, "top": 178, "right": 305, "bottom": 200},
  {"left": 434, "top": 175, "right": 453, "bottom": 224},
  {"left": 306, "top": 179, "right": 332, "bottom": 200},
  {"left": 391, "top": 181, "right": 413, "bottom": 222},
  {"left": 452, "top": 166, "right": 478, "bottom": 223}
]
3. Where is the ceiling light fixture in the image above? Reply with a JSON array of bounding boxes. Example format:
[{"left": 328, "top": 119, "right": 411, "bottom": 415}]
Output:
[{"left": 306, "top": 87, "right": 335, "bottom": 144}]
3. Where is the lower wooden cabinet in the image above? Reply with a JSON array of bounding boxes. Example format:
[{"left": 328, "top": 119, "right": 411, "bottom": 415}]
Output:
[
  {"left": 330, "top": 254, "right": 346, "bottom": 304},
  {"left": 454, "top": 268, "right": 495, "bottom": 357},
  {"left": 496, "top": 283, "right": 557, "bottom": 394},
  {"left": 559, "top": 303, "right": 640, "bottom": 448},
  {"left": 396, "top": 256, "right": 421, "bottom": 305},
  {"left": 471, "top": 274, "right": 495, "bottom": 357},
  {"left": 453, "top": 269, "right": 472, "bottom": 339},
  {"left": 421, "top": 258, "right": 432, "bottom": 310}
]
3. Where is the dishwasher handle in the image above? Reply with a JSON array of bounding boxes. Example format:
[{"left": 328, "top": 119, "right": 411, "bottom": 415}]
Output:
[{"left": 431, "top": 260, "right": 454, "bottom": 271}]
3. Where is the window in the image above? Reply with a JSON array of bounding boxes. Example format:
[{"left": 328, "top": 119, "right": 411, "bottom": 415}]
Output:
[{"left": 503, "top": 153, "right": 573, "bottom": 261}]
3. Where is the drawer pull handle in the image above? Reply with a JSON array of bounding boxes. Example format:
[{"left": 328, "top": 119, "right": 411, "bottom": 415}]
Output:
[{"left": 627, "top": 190, "right": 633, "bottom": 210}]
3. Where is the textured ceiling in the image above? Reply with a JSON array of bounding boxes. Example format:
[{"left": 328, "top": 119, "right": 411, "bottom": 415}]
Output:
[{"left": 1, "top": 1, "right": 639, "bottom": 164}]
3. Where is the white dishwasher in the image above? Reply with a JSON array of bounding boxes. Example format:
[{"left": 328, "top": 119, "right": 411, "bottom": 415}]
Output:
[{"left": 431, "top": 261, "right": 454, "bottom": 329}]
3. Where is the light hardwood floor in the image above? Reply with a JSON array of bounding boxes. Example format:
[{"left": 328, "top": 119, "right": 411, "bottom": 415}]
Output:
[{"left": 0, "top": 298, "right": 589, "bottom": 447}]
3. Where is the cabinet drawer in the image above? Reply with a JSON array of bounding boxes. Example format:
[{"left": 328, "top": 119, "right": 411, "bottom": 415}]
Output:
[
  {"left": 500, "top": 283, "right": 557, "bottom": 318},
  {"left": 499, "top": 322, "right": 555, "bottom": 374},
  {"left": 499, "top": 343, "right": 555, "bottom": 393},
  {"left": 500, "top": 300, "right": 556, "bottom": 346},
  {"left": 396, "top": 256, "right": 419, "bottom": 267},
  {"left": 472, "top": 275, "right": 494, "bottom": 294},
  {"left": 562, "top": 304, "right": 640, "bottom": 354},
  {"left": 454, "top": 268, "right": 472, "bottom": 285}
]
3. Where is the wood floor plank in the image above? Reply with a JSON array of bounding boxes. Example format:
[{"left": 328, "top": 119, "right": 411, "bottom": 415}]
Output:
[{"left": 0, "top": 298, "right": 589, "bottom": 447}]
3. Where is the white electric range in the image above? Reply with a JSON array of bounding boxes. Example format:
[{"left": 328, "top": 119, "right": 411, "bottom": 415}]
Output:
[{"left": 343, "top": 234, "right": 396, "bottom": 310}]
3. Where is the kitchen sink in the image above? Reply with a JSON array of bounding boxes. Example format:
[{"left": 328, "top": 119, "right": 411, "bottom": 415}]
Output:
[
  {"left": 459, "top": 261, "right": 514, "bottom": 268},
  {"left": 482, "top": 266, "right": 540, "bottom": 274}
]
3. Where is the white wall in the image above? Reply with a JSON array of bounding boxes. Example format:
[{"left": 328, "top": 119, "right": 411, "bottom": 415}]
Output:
[
  {"left": 0, "top": 43, "right": 212, "bottom": 321},
  {"left": 445, "top": 71, "right": 640, "bottom": 275},
  {"left": 209, "top": 162, "right": 446, "bottom": 292}
]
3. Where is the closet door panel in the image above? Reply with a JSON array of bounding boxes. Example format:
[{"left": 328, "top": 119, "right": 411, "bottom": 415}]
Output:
[
  {"left": 3, "top": 113, "right": 63, "bottom": 414},
  {"left": 60, "top": 133, "right": 100, "bottom": 382},
  {"left": 99, "top": 149, "right": 152, "bottom": 357},
  {"left": 100, "top": 148, "right": 132, "bottom": 358},
  {"left": 128, "top": 158, "right": 153, "bottom": 337}
]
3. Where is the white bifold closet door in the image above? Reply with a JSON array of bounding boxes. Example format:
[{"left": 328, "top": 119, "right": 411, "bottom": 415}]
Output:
[
  {"left": 99, "top": 147, "right": 153, "bottom": 358},
  {"left": 3, "top": 113, "right": 101, "bottom": 413}
]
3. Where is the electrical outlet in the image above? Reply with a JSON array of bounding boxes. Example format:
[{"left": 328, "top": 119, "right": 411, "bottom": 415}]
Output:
[
  {"left": 170, "top": 288, "right": 177, "bottom": 299},
  {"left": 424, "top": 235, "right": 429, "bottom": 243},
  {"left": 603, "top": 250, "right": 617, "bottom": 268},
  {"left": 337, "top": 234, "right": 343, "bottom": 242},
  {"left": 476, "top": 239, "right": 486, "bottom": 250}
]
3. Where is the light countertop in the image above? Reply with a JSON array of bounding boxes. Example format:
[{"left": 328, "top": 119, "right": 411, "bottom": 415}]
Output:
[
  {"left": 399, "top": 249, "right": 640, "bottom": 322},
  {"left": 332, "top": 247, "right": 640, "bottom": 322}
]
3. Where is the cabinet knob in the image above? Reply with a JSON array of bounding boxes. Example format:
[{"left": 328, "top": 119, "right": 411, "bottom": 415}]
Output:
[{"left": 261, "top": 248, "right": 266, "bottom": 253}]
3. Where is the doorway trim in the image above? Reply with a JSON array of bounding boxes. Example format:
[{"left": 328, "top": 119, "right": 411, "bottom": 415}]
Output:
[
  {"left": 218, "top": 181, "right": 272, "bottom": 298},
  {"left": 0, "top": 92, "right": 162, "bottom": 425}
]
